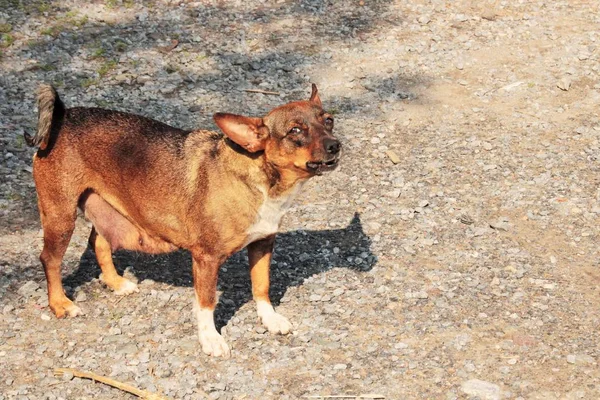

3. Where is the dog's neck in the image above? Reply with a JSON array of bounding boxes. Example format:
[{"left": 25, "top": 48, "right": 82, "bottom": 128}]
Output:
[{"left": 218, "top": 137, "right": 308, "bottom": 198}]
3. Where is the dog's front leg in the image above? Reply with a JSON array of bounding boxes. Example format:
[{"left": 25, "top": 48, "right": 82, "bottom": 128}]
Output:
[
  {"left": 192, "top": 252, "right": 230, "bottom": 358},
  {"left": 248, "top": 236, "right": 292, "bottom": 334}
]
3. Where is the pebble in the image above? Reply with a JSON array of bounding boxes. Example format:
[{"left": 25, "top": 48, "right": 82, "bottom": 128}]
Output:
[
  {"left": 557, "top": 77, "right": 571, "bottom": 91},
  {"left": 461, "top": 379, "right": 501, "bottom": 400},
  {"left": 75, "top": 291, "right": 87, "bottom": 302},
  {"left": 405, "top": 291, "right": 428, "bottom": 299},
  {"left": 418, "top": 16, "right": 431, "bottom": 25},
  {"left": 255, "top": 326, "right": 267, "bottom": 334},
  {"left": 309, "top": 294, "right": 322, "bottom": 302},
  {"left": 566, "top": 354, "right": 595, "bottom": 365},
  {"left": 385, "top": 150, "right": 401, "bottom": 164},
  {"left": 18, "top": 281, "right": 40, "bottom": 297}
]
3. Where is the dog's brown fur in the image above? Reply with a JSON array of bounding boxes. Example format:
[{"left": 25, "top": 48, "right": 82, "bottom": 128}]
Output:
[{"left": 27, "top": 84, "right": 340, "bottom": 357}]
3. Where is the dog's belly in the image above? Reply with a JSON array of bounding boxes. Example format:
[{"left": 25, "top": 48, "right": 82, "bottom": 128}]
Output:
[{"left": 81, "top": 192, "right": 178, "bottom": 253}]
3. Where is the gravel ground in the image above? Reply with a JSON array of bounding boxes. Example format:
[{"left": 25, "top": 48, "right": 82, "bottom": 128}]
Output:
[{"left": 1, "top": 0, "right": 600, "bottom": 399}]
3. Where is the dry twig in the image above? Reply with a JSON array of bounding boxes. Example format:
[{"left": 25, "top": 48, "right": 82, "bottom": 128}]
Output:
[
  {"left": 303, "top": 395, "right": 385, "bottom": 399},
  {"left": 54, "top": 368, "right": 169, "bottom": 400},
  {"left": 243, "top": 88, "right": 280, "bottom": 95}
]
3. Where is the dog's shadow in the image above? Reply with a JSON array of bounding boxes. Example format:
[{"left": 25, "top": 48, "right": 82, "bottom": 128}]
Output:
[{"left": 66, "top": 213, "right": 375, "bottom": 329}]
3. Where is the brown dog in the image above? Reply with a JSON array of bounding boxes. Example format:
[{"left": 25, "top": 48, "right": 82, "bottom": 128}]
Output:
[{"left": 26, "top": 84, "right": 341, "bottom": 357}]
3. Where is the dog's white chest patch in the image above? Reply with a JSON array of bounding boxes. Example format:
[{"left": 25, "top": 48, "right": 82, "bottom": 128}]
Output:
[{"left": 243, "top": 183, "right": 304, "bottom": 247}]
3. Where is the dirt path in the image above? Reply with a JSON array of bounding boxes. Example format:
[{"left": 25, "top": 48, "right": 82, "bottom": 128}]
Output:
[{"left": 1, "top": 1, "right": 599, "bottom": 399}]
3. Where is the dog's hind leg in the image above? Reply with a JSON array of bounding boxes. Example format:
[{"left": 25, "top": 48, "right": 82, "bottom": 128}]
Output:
[
  {"left": 88, "top": 227, "right": 139, "bottom": 295},
  {"left": 37, "top": 188, "right": 82, "bottom": 318}
]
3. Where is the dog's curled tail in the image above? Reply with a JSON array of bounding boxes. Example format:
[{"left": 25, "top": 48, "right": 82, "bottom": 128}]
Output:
[{"left": 24, "top": 84, "right": 65, "bottom": 150}]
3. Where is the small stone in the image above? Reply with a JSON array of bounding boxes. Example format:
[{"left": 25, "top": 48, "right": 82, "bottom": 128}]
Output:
[
  {"left": 557, "top": 77, "right": 571, "bottom": 91},
  {"left": 405, "top": 291, "right": 428, "bottom": 299},
  {"left": 386, "top": 189, "right": 401, "bottom": 198},
  {"left": 137, "top": 75, "right": 152, "bottom": 84},
  {"left": 418, "top": 15, "right": 430, "bottom": 24},
  {"left": 461, "top": 379, "right": 501, "bottom": 400},
  {"left": 459, "top": 214, "right": 474, "bottom": 225},
  {"left": 114, "top": 74, "right": 131, "bottom": 83},
  {"left": 566, "top": 354, "right": 595, "bottom": 365},
  {"left": 472, "top": 227, "right": 491, "bottom": 237},
  {"left": 394, "top": 342, "right": 409, "bottom": 349},
  {"left": 158, "top": 291, "right": 172, "bottom": 303},
  {"left": 386, "top": 150, "right": 401, "bottom": 164},
  {"left": 18, "top": 281, "right": 40, "bottom": 297},
  {"left": 550, "top": 256, "right": 557, "bottom": 264},
  {"left": 138, "top": 352, "right": 150, "bottom": 363},
  {"left": 403, "top": 245, "right": 416, "bottom": 255},
  {"left": 578, "top": 52, "right": 591, "bottom": 61},
  {"left": 255, "top": 326, "right": 267, "bottom": 334},
  {"left": 41, "top": 313, "right": 51, "bottom": 321},
  {"left": 489, "top": 219, "right": 509, "bottom": 231},
  {"left": 309, "top": 294, "right": 322, "bottom": 302},
  {"left": 75, "top": 291, "right": 87, "bottom": 302},
  {"left": 481, "top": 10, "right": 497, "bottom": 21},
  {"left": 332, "top": 288, "right": 345, "bottom": 297},
  {"left": 333, "top": 363, "right": 347, "bottom": 370},
  {"left": 109, "top": 327, "right": 122, "bottom": 335},
  {"left": 160, "top": 85, "right": 177, "bottom": 94}
]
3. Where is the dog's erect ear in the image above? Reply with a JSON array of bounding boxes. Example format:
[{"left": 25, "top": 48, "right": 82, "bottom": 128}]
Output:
[
  {"left": 309, "top": 83, "right": 322, "bottom": 107},
  {"left": 213, "top": 113, "right": 269, "bottom": 152}
]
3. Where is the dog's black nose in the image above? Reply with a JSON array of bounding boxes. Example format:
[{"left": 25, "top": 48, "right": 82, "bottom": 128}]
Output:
[{"left": 324, "top": 138, "right": 341, "bottom": 155}]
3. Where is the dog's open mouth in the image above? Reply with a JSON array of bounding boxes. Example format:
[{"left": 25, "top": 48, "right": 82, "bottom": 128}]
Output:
[{"left": 306, "top": 158, "right": 339, "bottom": 175}]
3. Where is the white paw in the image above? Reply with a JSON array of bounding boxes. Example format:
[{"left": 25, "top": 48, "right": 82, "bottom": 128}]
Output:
[
  {"left": 199, "top": 330, "right": 231, "bottom": 358},
  {"left": 99, "top": 274, "right": 139, "bottom": 295},
  {"left": 262, "top": 311, "right": 292, "bottom": 334},
  {"left": 257, "top": 300, "right": 292, "bottom": 334},
  {"left": 67, "top": 303, "right": 84, "bottom": 317},
  {"left": 114, "top": 279, "right": 139, "bottom": 296}
]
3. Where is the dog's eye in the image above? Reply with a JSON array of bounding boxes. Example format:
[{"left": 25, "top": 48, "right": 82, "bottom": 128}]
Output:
[
  {"left": 289, "top": 127, "right": 303, "bottom": 135},
  {"left": 325, "top": 117, "right": 334, "bottom": 127}
]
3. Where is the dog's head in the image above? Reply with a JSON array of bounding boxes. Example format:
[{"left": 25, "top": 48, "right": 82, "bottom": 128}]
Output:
[{"left": 214, "top": 84, "right": 341, "bottom": 177}]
